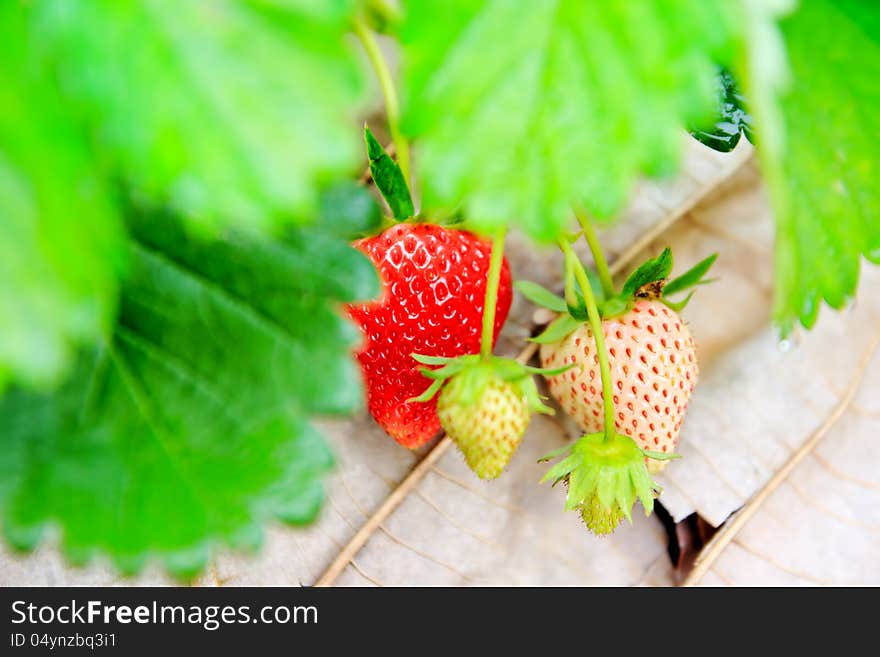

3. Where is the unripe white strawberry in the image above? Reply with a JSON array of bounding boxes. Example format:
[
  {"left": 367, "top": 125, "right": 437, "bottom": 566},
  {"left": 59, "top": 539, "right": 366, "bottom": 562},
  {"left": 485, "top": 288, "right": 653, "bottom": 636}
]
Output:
[
  {"left": 540, "top": 299, "right": 697, "bottom": 471},
  {"left": 526, "top": 247, "right": 712, "bottom": 533}
]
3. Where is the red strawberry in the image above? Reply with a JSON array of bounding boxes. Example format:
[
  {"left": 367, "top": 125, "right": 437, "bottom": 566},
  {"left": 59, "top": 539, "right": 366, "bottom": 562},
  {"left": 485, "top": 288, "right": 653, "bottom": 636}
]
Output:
[
  {"left": 540, "top": 299, "right": 697, "bottom": 470},
  {"left": 347, "top": 223, "right": 512, "bottom": 448}
]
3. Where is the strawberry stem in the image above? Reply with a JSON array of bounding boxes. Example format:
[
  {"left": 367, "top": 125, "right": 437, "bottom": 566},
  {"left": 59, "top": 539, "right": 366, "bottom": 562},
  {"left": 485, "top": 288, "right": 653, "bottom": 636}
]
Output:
[
  {"left": 352, "top": 16, "right": 411, "bottom": 187},
  {"left": 480, "top": 230, "right": 507, "bottom": 360},
  {"left": 559, "top": 239, "right": 616, "bottom": 442},
  {"left": 574, "top": 206, "right": 615, "bottom": 299}
]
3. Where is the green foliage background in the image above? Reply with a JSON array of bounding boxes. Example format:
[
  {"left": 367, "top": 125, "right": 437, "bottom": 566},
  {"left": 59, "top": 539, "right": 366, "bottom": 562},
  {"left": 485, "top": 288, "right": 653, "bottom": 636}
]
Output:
[{"left": 0, "top": 0, "right": 876, "bottom": 574}]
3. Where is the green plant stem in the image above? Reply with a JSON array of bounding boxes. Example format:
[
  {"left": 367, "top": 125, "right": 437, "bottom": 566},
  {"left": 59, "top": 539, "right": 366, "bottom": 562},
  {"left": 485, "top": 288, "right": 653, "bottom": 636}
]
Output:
[
  {"left": 559, "top": 238, "right": 616, "bottom": 441},
  {"left": 352, "top": 16, "right": 411, "bottom": 186},
  {"left": 573, "top": 206, "right": 614, "bottom": 299},
  {"left": 480, "top": 230, "right": 506, "bottom": 360}
]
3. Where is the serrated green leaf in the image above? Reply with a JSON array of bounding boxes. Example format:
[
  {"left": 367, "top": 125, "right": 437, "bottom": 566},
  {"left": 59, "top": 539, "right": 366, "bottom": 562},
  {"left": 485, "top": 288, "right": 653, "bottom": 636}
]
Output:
[
  {"left": 29, "top": 0, "right": 364, "bottom": 232},
  {"left": 0, "top": 209, "right": 378, "bottom": 576},
  {"left": 621, "top": 248, "right": 673, "bottom": 298},
  {"left": 663, "top": 253, "right": 718, "bottom": 297},
  {"left": 530, "top": 314, "right": 583, "bottom": 345},
  {"left": 400, "top": 0, "right": 742, "bottom": 241},
  {"left": 365, "top": 125, "right": 415, "bottom": 219},
  {"left": 755, "top": 0, "right": 880, "bottom": 333},
  {"left": 0, "top": 5, "right": 125, "bottom": 390},
  {"left": 689, "top": 68, "right": 754, "bottom": 152},
  {"left": 514, "top": 281, "right": 567, "bottom": 313}
]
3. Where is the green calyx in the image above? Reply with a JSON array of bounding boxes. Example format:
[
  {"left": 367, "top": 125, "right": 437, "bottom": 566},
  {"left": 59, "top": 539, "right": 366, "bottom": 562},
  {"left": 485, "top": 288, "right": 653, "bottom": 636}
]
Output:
[
  {"left": 519, "top": 247, "right": 718, "bottom": 345},
  {"left": 539, "top": 432, "right": 671, "bottom": 535},
  {"left": 409, "top": 354, "right": 567, "bottom": 414}
]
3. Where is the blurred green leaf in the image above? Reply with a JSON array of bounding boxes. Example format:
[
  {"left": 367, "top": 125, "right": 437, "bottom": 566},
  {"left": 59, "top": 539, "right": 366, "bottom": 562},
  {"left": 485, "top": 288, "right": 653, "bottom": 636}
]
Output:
[
  {"left": 30, "top": 0, "right": 365, "bottom": 232},
  {"left": 400, "top": 0, "right": 742, "bottom": 240},
  {"left": 0, "top": 209, "right": 379, "bottom": 577},
  {"left": 316, "top": 179, "right": 383, "bottom": 240},
  {"left": 514, "top": 281, "right": 567, "bottom": 313},
  {"left": 0, "top": 5, "right": 125, "bottom": 390},
  {"left": 762, "top": 0, "right": 880, "bottom": 332}
]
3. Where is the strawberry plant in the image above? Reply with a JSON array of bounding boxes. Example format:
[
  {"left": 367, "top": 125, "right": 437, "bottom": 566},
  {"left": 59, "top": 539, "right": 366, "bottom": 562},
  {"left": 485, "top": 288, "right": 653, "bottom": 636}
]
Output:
[{"left": 0, "top": 0, "right": 877, "bottom": 575}]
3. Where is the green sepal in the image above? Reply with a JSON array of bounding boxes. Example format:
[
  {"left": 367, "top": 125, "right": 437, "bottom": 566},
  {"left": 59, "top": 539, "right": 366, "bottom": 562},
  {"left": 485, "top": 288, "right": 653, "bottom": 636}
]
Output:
[
  {"left": 522, "top": 364, "right": 573, "bottom": 377},
  {"left": 566, "top": 300, "right": 588, "bottom": 322},
  {"left": 621, "top": 248, "right": 673, "bottom": 298},
  {"left": 540, "top": 453, "right": 580, "bottom": 484},
  {"left": 364, "top": 125, "right": 414, "bottom": 220},
  {"left": 408, "top": 354, "right": 478, "bottom": 400},
  {"left": 541, "top": 432, "right": 661, "bottom": 535},
  {"left": 584, "top": 268, "right": 607, "bottom": 304},
  {"left": 530, "top": 314, "right": 582, "bottom": 344},
  {"left": 517, "top": 374, "right": 554, "bottom": 415},
  {"left": 588, "top": 247, "right": 675, "bottom": 321},
  {"left": 598, "top": 296, "right": 630, "bottom": 318},
  {"left": 641, "top": 449, "right": 682, "bottom": 461},
  {"left": 562, "top": 248, "right": 589, "bottom": 320},
  {"left": 491, "top": 357, "right": 556, "bottom": 415},
  {"left": 517, "top": 259, "right": 602, "bottom": 325},
  {"left": 491, "top": 356, "right": 531, "bottom": 382},
  {"left": 407, "top": 377, "right": 444, "bottom": 403},
  {"left": 411, "top": 353, "right": 459, "bottom": 365},
  {"left": 411, "top": 355, "right": 553, "bottom": 416},
  {"left": 537, "top": 443, "right": 575, "bottom": 464},
  {"left": 515, "top": 281, "right": 567, "bottom": 313},
  {"left": 663, "top": 253, "right": 718, "bottom": 297},
  {"left": 661, "top": 291, "right": 694, "bottom": 313},
  {"left": 418, "top": 359, "right": 472, "bottom": 380}
]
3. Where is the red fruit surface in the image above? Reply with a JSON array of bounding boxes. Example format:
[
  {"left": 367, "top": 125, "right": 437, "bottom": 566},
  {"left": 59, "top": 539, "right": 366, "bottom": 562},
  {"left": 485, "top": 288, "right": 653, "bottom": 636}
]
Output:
[
  {"left": 347, "top": 224, "right": 512, "bottom": 448},
  {"left": 540, "top": 300, "right": 698, "bottom": 461}
]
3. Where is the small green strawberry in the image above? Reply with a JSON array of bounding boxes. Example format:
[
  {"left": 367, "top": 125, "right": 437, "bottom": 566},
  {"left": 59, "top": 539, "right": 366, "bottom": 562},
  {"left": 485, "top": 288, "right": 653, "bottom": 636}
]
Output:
[
  {"left": 439, "top": 368, "right": 528, "bottom": 479},
  {"left": 411, "top": 355, "right": 567, "bottom": 479}
]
